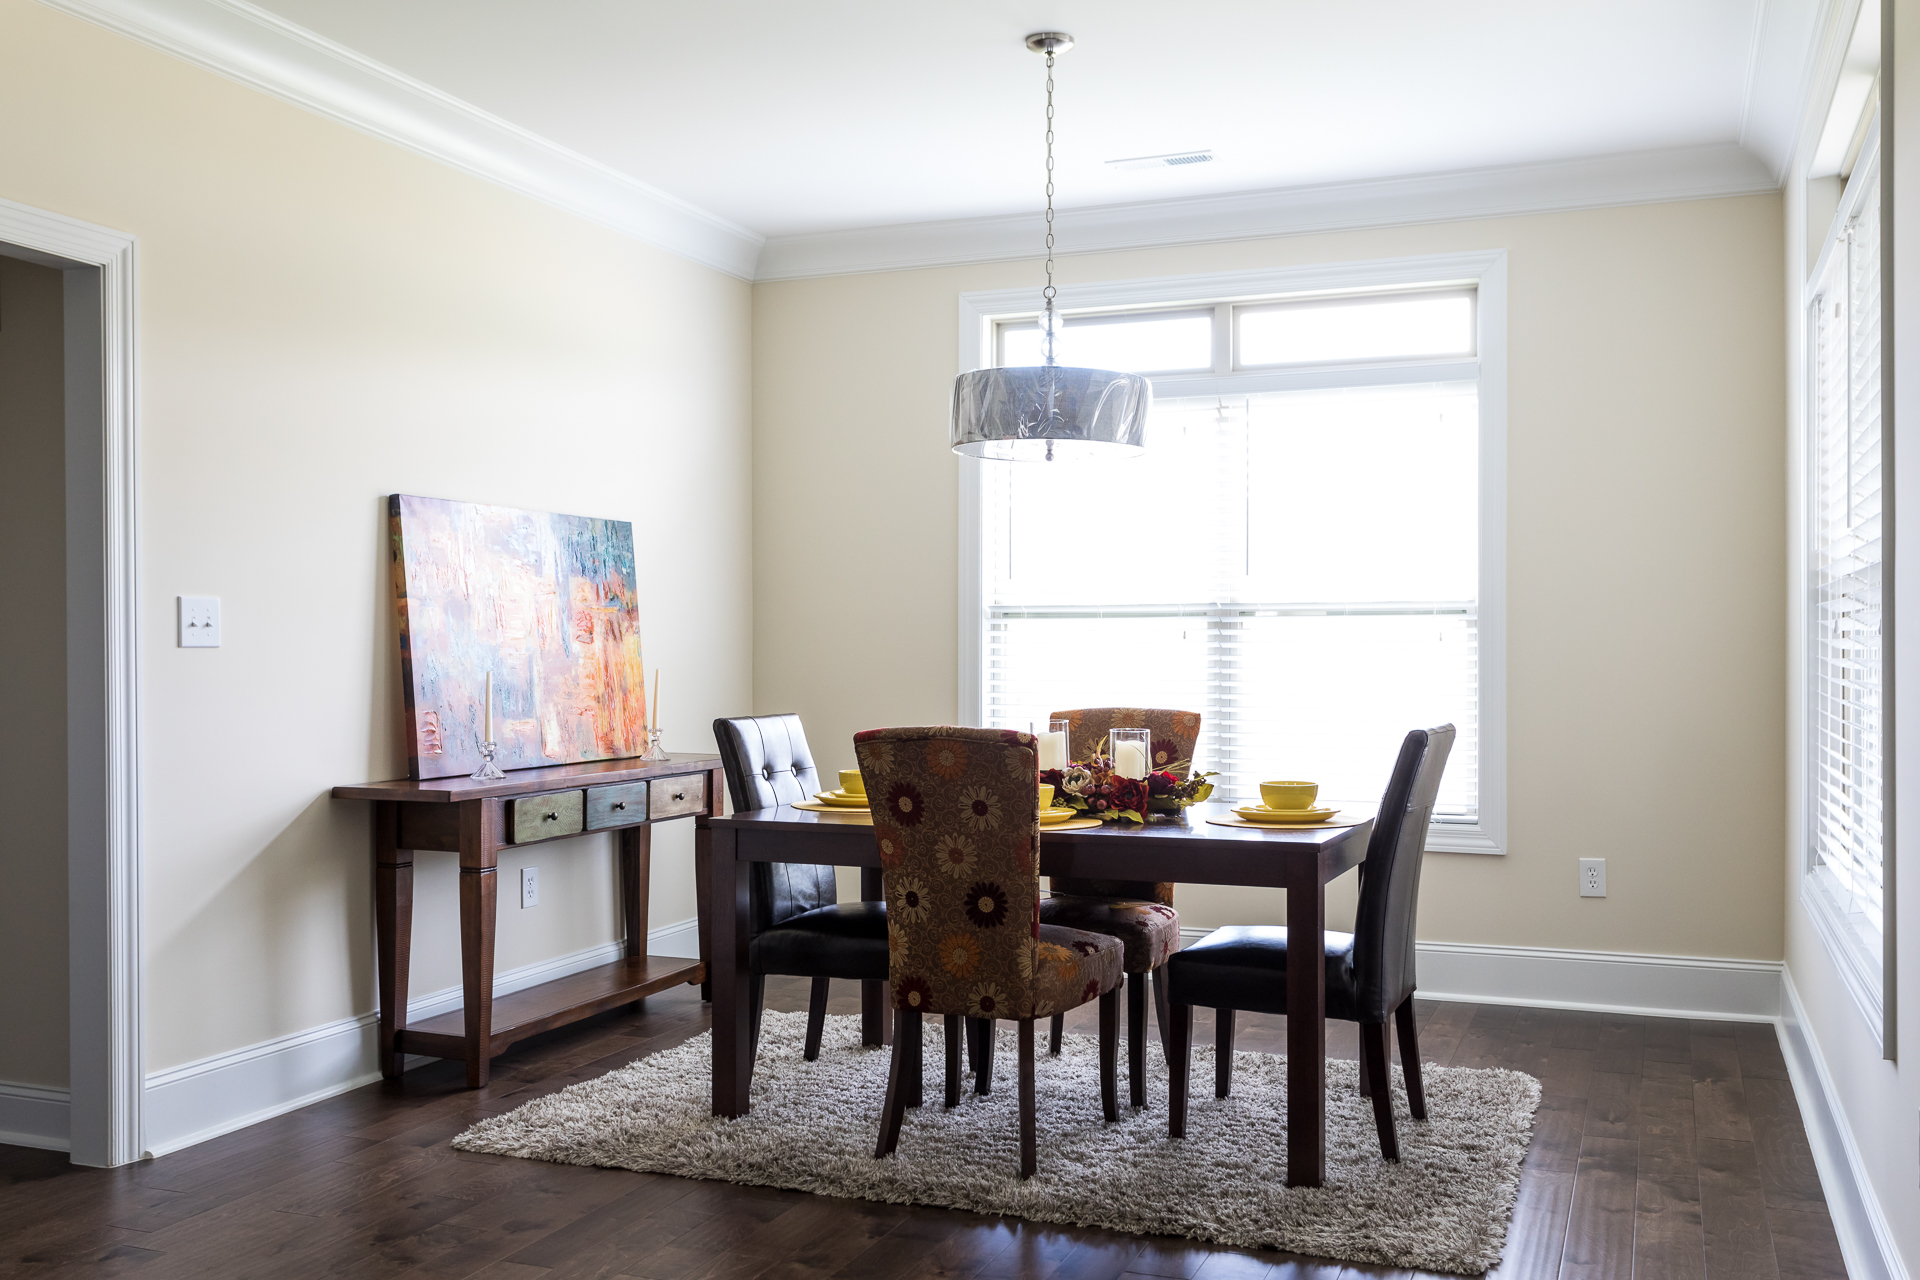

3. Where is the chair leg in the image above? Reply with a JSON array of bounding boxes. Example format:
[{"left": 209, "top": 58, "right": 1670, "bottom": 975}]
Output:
[
  {"left": 971, "top": 1016, "right": 996, "bottom": 1094},
  {"left": 1152, "top": 965, "right": 1172, "bottom": 1063},
  {"left": 905, "top": 1009, "right": 924, "bottom": 1108},
  {"left": 1017, "top": 1019, "right": 1037, "bottom": 1179},
  {"left": 803, "top": 976, "right": 830, "bottom": 1061},
  {"left": 1167, "top": 1000, "right": 1194, "bottom": 1138},
  {"left": 1395, "top": 997, "right": 1427, "bottom": 1120},
  {"left": 965, "top": 1016, "right": 981, "bottom": 1074},
  {"left": 1049, "top": 1013, "right": 1064, "bottom": 1055},
  {"left": 1360, "top": 1021, "right": 1399, "bottom": 1161},
  {"left": 1098, "top": 988, "right": 1119, "bottom": 1122},
  {"left": 1215, "top": 1008, "right": 1236, "bottom": 1098},
  {"left": 1358, "top": 1026, "right": 1371, "bottom": 1098},
  {"left": 944, "top": 1013, "right": 962, "bottom": 1107},
  {"left": 875, "top": 1009, "right": 911, "bottom": 1158},
  {"left": 748, "top": 973, "right": 766, "bottom": 1061},
  {"left": 1127, "top": 971, "right": 1147, "bottom": 1109}
]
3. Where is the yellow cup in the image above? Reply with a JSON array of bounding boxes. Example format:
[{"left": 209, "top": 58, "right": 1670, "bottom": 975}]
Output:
[
  {"left": 1260, "top": 780, "right": 1318, "bottom": 810},
  {"left": 840, "top": 769, "right": 866, "bottom": 797},
  {"left": 1039, "top": 782, "right": 1056, "bottom": 810}
]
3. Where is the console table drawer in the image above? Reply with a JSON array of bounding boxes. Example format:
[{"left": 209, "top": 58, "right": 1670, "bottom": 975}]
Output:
[
  {"left": 509, "top": 791, "right": 584, "bottom": 843},
  {"left": 649, "top": 774, "right": 706, "bottom": 820},
  {"left": 585, "top": 781, "right": 649, "bottom": 830}
]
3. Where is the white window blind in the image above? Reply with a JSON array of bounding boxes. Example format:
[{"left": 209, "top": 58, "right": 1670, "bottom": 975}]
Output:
[
  {"left": 1806, "top": 148, "right": 1885, "bottom": 998},
  {"left": 982, "top": 384, "right": 1480, "bottom": 820}
]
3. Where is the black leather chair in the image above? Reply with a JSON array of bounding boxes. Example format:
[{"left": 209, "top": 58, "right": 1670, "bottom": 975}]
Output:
[
  {"left": 1164, "top": 724, "right": 1455, "bottom": 1159},
  {"left": 712, "top": 714, "right": 889, "bottom": 1061}
]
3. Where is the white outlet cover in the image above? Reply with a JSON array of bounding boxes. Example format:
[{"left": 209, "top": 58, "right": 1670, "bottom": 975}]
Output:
[
  {"left": 178, "top": 596, "right": 220, "bottom": 647},
  {"left": 1578, "top": 857, "right": 1606, "bottom": 898},
  {"left": 520, "top": 867, "right": 538, "bottom": 909}
]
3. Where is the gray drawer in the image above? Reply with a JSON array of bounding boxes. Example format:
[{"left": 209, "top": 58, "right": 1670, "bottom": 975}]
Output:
[
  {"left": 585, "top": 780, "right": 649, "bottom": 830},
  {"left": 509, "top": 790, "right": 584, "bottom": 843},
  {"left": 649, "top": 774, "right": 706, "bottom": 820}
]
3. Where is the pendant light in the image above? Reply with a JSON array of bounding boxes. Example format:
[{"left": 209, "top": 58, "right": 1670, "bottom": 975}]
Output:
[{"left": 950, "top": 33, "right": 1151, "bottom": 461}]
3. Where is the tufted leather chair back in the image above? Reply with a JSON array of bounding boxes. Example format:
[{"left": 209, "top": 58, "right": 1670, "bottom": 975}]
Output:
[
  {"left": 1046, "top": 706, "right": 1203, "bottom": 906},
  {"left": 1350, "top": 724, "right": 1454, "bottom": 1023},
  {"left": 855, "top": 726, "right": 1049, "bottom": 1019},
  {"left": 712, "top": 714, "right": 840, "bottom": 932}
]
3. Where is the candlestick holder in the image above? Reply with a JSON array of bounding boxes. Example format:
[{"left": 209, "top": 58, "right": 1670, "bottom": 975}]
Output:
[
  {"left": 639, "top": 727, "right": 667, "bottom": 761},
  {"left": 1109, "top": 726, "right": 1152, "bottom": 781},
  {"left": 470, "top": 740, "right": 505, "bottom": 781}
]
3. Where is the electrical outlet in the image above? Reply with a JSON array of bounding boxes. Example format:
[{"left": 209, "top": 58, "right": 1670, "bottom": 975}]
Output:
[
  {"left": 178, "top": 596, "right": 220, "bottom": 647},
  {"left": 520, "top": 867, "right": 538, "bottom": 909},
  {"left": 1579, "top": 858, "right": 1606, "bottom": 897}
]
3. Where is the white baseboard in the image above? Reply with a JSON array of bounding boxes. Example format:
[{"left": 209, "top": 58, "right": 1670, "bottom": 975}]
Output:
[
  {"left": 141, "top": 916, "right": 702, "bottom": 1157},
  {"left": 1778, "top": 969, "right": 1908, "bottom": 1280},
  {"left": 0, "top": 1081, "right": 71, "bottom": 1152}
]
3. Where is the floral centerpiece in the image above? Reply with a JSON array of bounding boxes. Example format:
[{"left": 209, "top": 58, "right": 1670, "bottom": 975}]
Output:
[{"left": 1041, "top": 752, "right": 1216, "bottom": 824}]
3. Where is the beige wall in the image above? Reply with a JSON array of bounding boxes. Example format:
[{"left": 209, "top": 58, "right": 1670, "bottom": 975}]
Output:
[
  {"left": 0, "top": 0, "right": 753, "bottom": 1073},
  {"left": 0, "top": 253, "right": 69, "bottom": 1088},
  {"left": 754, "top": 195, "right": 1787, "bottom": 959},
  {"left": 1779, "top": 0, "right": 1920, "bottom": 1268}
]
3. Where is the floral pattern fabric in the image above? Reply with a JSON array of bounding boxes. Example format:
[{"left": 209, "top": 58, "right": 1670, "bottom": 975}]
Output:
[
  {"left": 1049, "top": 707, "right": 1203, "bottom": 907},
  {"left": 855, "top": 725, "right": 1124, "bottom": 1021},
  {"left": 1037, "top": 897, "right": 1180, "bottom": 973}
]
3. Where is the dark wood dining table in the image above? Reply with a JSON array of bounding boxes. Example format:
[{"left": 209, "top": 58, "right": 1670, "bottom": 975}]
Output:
[{"left": 697, "top": 801, "right": 1373, "bottom": 1188}]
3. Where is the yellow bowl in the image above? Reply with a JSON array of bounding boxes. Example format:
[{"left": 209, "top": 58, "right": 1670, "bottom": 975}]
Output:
[
  {"left": 1038, "top": 783, "right": 1056, "bottom": 809},
  {"left": 1259, "top": 780, "right": 1319, "bottom": 810},
  {"left": 839, "top": 769, "right": 866, "bottom": 797}
]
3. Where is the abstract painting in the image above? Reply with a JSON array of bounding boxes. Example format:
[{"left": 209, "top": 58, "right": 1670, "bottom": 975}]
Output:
[{"left": 389, "top": 494, "right": 647, "bottom": 779}]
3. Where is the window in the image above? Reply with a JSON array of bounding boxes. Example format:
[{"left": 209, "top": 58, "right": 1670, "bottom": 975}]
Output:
[
  {"left": 1804, "top": 118, "right": 1887, "bottom": 1033},
  {"left": 959, "top": 256, "right": 1506, "bottom": 853}
]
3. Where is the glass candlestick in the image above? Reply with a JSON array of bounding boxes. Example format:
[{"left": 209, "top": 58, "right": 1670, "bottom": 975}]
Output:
[
  {"left": 639, "top": 727, "right": 667, "bottom": 761},
  {"left": 470, "top": 739, "right": 505, "bottom": 781}
]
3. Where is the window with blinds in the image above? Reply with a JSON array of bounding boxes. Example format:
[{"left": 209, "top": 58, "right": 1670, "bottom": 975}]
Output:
[
  {"left": 977, "top": 289, "right": 1483, "bottom": 826},
  {"left": 1805, "top": 132, "right": 1885, "bottom": 1011}
]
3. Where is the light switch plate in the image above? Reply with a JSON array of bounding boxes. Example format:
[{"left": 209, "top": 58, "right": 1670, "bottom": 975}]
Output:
[
  {"left": 178, "top": 596, "right": 220, "bottom": 647},
  {"left": 1579, "top": 858, "right": 1606, "bottom": 897}
]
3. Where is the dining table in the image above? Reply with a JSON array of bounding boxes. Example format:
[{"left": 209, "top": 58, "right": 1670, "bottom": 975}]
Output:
[{"left": 697, "top": 799, "right": 1374, "bottom": 1188}]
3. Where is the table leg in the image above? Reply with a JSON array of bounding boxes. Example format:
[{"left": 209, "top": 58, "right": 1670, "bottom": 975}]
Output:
[
  {"left": 860, "top": 866, "right": 889, "bottom": 1047},
  {"left": 458, "top": 799, "right": 502, "bottom": 1089},
  {"left": 619, "top": 825, "right": 651, "bottom": 975},
  {"left": 708, "top": 823, "right": 753, "bottom": 1116},
  {"left": 372, "top": 802, "right": 411, "bottom": 1079},
  {"left": 1286, "top": 872, "right": 1327, "bottom": 1186},
  {"left": 698, "top": 767, "right": 724, "bottom": 1000}
]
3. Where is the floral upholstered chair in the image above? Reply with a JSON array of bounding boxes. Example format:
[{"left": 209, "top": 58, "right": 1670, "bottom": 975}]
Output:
[
  {"left": 855, "top": 725, "right": 1124, "bottom": 1179},
  {"left": 1039, "top": 707, "right": 1198, "bottom": 1105}
]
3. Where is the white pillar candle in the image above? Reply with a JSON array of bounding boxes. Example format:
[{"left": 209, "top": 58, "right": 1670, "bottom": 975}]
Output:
[
  {"left": 484, "top": 670, "right": 493, "bottom": 742},
  {"left": 1038, "top": 731, "right": 1067, "bottom": 771},
  {"left": 1113, "top": 740, "right": 1147, "bottom": 780}
]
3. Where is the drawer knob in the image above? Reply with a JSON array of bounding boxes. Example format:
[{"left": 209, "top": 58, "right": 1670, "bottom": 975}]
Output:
[
  {"left": 543, "top": 812, "right": 558, "bottom": 821},
  {"left": 612, "top": 801, "right": 626, "bottom": 811},
  {"left": 672, "top": 791, "right": 686, "bottom": 801}
]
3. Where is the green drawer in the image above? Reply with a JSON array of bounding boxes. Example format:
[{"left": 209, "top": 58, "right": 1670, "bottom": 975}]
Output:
[
  {"left": 585, "top": 780, "right": 649, "bottom": 830},
  {"left": 509, "top": 790, "right": 584, "bottom": 843}
]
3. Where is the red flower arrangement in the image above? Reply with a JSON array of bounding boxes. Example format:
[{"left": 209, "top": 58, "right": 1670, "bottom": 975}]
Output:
[{"left": 1040, "top": 750, "right": 1216, "bottom": 824}]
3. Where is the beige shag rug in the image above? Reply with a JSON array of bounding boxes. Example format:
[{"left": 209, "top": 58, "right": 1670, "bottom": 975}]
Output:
[{"left": 453, "top": 1012, "right": 1540, "bottom": 1275}]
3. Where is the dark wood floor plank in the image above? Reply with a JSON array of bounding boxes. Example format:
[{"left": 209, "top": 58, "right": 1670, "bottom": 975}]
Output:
[
  {"left": 0, "top": 989, "right": 1847, "bottom": 1280},
  {"left": 1557, "top": 1135, "right": 1638, "bottom": 1280},
  {"left": 1697, "top": 1138, "right": 1779, "bottom": 1280}
]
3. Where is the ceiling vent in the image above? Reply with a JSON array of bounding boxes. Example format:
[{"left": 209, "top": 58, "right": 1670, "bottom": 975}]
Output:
[{"left": 1106, "top": 150, "right": 1214, "bottom": 171}]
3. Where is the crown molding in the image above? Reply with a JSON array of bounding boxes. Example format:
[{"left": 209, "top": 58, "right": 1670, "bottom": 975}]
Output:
[
  {"left": 33, "top": 0, "right": 765, "bottom": 280},
  {"left": 1740, "top": 0, "right": 1835, "bottom": 181},
  {"left": 755, "top": 143, "right": 1779, "bottom": 282}
]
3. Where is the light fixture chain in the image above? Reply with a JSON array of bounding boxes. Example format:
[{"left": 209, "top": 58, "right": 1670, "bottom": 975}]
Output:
[{"left": 1043, "top": 48, "right": 1056, "bottom": 365}]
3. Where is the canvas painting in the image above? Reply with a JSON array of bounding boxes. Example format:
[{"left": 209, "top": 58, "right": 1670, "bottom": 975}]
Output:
[{"left": 389, "top": 494, "right": 648, "bottom": 779}]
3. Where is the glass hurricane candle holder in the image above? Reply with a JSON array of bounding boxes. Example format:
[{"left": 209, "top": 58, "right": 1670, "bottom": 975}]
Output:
[
  {"left": 1039, "top": 718, "right": 1071, "bottom": 771},
  {"left": 1110, "top": 726, "right": 1151, "bottom": 780}
]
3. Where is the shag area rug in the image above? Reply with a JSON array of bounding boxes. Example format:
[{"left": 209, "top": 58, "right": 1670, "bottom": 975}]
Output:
[{"left": 453, "top": 1012, "right": 1540, "bottom": 1276}]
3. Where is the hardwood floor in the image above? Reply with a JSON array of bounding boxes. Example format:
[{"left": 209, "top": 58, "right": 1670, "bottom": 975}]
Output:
[{"left": 0, "top": 979, "right": 1848, "bottom": 1280}]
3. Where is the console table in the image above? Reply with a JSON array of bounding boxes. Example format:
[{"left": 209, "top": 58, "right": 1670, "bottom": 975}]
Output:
[{"left": 332, "top": 753, "right": 722, "bottom": 1087}]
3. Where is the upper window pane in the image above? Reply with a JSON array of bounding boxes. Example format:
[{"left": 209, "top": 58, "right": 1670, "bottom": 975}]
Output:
[
  {"left": 1237, "top": 291, "right": 1475, "bottom": 367},
  {"left": 999, "top": 310, "right": 1212, "bottom": 373}
]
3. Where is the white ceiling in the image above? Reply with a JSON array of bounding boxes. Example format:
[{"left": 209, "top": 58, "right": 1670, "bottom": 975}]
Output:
[{"left": 244, "top": 0, "right": 1814, "bottom": 241}]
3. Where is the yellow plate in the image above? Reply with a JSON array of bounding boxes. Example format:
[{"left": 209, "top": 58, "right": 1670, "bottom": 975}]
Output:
[
  {"left": 1233, "top": 804, "right": 1337, "bottom": 824},
  {"left": 1038, "top": 806, "right": 1079, "bottom": 824},
  {"left": 813, "top": 790, "right": 871, "bottom": 807}
]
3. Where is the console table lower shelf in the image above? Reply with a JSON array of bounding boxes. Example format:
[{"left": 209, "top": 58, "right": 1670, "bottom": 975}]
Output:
[{"left": 396, "top": 954, "right": 706, "bottom": 1063}]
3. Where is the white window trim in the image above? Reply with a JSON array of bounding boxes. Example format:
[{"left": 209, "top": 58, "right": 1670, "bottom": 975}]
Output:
[
  {"left": 1800, "top": 121, "right": 1889, "bottom": 1049},
  {"left": 956, "top": 251, "right": 1509, "bottom": 856}
]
